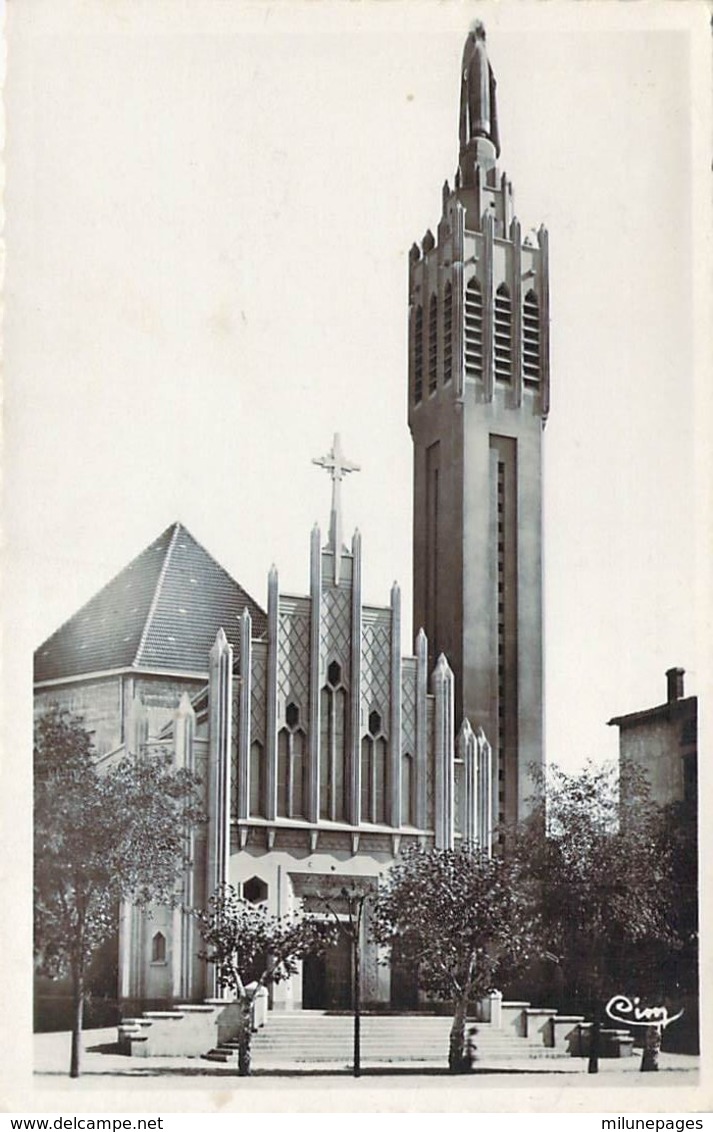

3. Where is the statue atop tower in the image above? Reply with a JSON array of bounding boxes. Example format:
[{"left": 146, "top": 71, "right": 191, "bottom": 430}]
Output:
[{"left": 459, "top": 21, "right": 500, "bottom": 158}]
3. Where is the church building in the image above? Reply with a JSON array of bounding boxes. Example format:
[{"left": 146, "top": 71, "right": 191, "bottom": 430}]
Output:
[
  {"left": 36, "top": 439, "right": 494, "bottom": 1014},
  {"left": 34, "top": 23, "right": 549, "bottom": 1017}
]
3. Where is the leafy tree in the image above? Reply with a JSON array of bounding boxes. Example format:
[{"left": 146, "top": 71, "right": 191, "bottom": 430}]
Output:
[
  {"left": 513, "top": 759, "right": 682, "bottom": 1071},
  {"left": 656, "top": 796, "right": 698, "bottom": 998},
  {"left": 194, "top": 884, "right": 335, "bottom": 1076},
  {"left": 34, "top": 705, "right": 203, "bottom": 1078},
  {"left": 646, "top": 794, "right": 699, "bottom": 1060},
  {"left": 371, "top": 845, "right": 538, "bottom": 1072}
]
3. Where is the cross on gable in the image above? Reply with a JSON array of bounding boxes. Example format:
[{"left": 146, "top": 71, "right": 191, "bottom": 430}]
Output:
[
  {"left": 312, "top": 434, "right": 361, "bottom": 584},
  {"left": 312, "top": 433, "right": 360, "bottom": 484}
]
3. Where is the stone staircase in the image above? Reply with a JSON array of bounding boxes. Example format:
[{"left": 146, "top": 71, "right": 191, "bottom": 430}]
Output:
[
  {"left": 203, "top": 1008, "right": 574, "bottom": 1066},
  {"left": 117, "top": 997, "right": 635, "bottom": 1064}
]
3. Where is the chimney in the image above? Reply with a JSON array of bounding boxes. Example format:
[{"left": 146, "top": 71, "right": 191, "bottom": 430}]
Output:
[{"left": 666, "top": 667, "right": 685, "bottom": 703}]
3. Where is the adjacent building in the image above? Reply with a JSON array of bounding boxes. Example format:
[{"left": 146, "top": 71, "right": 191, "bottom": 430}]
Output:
[{"left": 608, "top": 667, "right": 698, "bottom": 808}]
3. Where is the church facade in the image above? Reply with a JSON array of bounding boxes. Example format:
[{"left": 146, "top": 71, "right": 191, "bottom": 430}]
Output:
[
  {"left": 115, "top": 433, "right": 494, "bottom": 1013},
  {"left": 34, "top": 24, "right": 548, "bottom": 1017}
]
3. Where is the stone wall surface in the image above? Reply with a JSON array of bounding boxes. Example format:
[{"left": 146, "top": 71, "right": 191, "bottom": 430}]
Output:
[
  {"left": 620, "top": 718, "right": 686, "bottom": 806},
  {"left": 34, "top": 678, "right": 123, "bottom": 755}
]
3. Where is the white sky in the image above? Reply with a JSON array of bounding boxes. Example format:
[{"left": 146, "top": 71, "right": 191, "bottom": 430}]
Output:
[{"left": 5, "top": 1, "right": 711, "bottom": 776}]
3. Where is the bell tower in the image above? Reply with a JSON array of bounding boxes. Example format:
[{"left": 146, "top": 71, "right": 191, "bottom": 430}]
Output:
[{"left": 408, "top": 23, "right": 550, "bottom": 827}]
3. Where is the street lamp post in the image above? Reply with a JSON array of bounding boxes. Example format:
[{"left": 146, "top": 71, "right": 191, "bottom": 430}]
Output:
[
  {"left": 347, "top": 888, "right": 368, "bottom": 1078},
  {"left": 320, "top": 885, "right": 370, "bottom": 1078}
]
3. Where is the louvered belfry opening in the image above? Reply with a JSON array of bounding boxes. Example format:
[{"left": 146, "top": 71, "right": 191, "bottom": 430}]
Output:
[
  {"left": 464, "top": 276, "right": 483, "bottom": 378},
  {"left": 494, "top": 283, "right": 512, "bottom": 382},
  {"left": 413, "top": 304, "right": 424, "bottom": 404},
  {"left": 442, "top": 282, "right": 453, "bottom": 384},
  {"left": 523, "top": 289, "right": 541, "bottom": 386},
  {"left": 428, "top": 294, "right": 438, "bottom": 395}
]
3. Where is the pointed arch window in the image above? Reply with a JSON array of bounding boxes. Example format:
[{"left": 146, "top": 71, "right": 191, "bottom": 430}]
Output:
[
  {"left": 278, "top": 703, "right": 307, "bottom": 819},
  {"left": 428, "top": 294, "right": 438, "bottom": 395},
  {"left": 151, "top": 931, "right": 166, "bottom": 964},
  {"left": 361, "top": 710, "right": 388, "bottom": 825},
  {"left": 413, "top": 305, "right": 424, "bottom": 404},
  {"left": 320, "top": 662, "right": 347, "bottom": 822},
  {"left": 464, "top": 277, "right": 483, "bottom": 379},
  {"left": 250, "top": 740, "right": 265, "bottom": 818},
  {"left": 523, "top": 289, "right": 541, "bottom": 387},
  {"left": 494, "top": 283, "right": 513, "bottom": 382}
]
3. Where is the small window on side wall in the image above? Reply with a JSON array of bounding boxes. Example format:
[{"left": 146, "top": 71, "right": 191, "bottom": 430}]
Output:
[
  {"left": 151, "top": 931, "right": 166, "bottom": 963},
  {"left": 243, "top": 875, "right": 269, "bottom": 904}
]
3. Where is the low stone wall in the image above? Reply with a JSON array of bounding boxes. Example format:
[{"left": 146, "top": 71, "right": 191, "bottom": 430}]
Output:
[
  {"left": 523, "top": 1007, "right": 557, "bottom": 1046},
  {"left": 569, "top": 1022, "right": 635, "bottom": 1058},
  {"left": 118, "top": 1000, "right": 244, "bottom": 1058},
  {"left": 549, "top": 1014, "right": 584, "bottom": 1052},
  {"left": 499, "top": 1001, "right": 530, "bottom": 1038}
]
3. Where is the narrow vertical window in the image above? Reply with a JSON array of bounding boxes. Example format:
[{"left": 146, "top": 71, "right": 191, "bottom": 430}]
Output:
[
  {"left": 333, "top": 688, "right": 346, "bottom": 821},
  {"left": 374, "top": 737, "right": 387, "bottom": 824},
  {"left": 278, "top": 716, "right": 306, "bottom": 820},
  {"left": 277, "top": 729, "right": 289, "bottom": 817},
  {"left": 151, "top": 932, "right": 166, "bottom": 963},
  {"left": 292, "top": 729, "right": 305, "bottom": 819},
  {"left": 491, "top": 434, "right": 518, "bottom": 842},
  {"left": 401, "top": 751, "right": 414, "bottom": 826},
  {"left": 523, "top": 289, "right": 540, "bottom": 386},
  {"left": 250, "top": 740, "right": 264, "bottom": 817},
  {"left": 360, "top": 737, "right": 370, "bottom": 820},
  {"left": 413, "top": 305, "right": 424, "bottom": 404},
  {"left": 442, "top": 282, "right": 453, "bottom": 384},
  {"left": 494, "top": 283, "right": 512, "bottom": 382},
  {"left": 425, "top": 441, "right": 440, "bottom": 652},
  {"left": 361, "top": 711, "right": 388, "bottom": 824},
  {"left": 320, "top": 689, "right": 330, "bottom": 819},
  {"left": 320, "top": 662, "right": 347, "bottom": 821},
  {"left": 496, "top": 459, "right": 506, "bottom": 833},
  {"left": 428, "top": 294, "right": 438, "bottom": 395},
  {"left": 464, "top": 277, "right": 483, "bottom": 378}
]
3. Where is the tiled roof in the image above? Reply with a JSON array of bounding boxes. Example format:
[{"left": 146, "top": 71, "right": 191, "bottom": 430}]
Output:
[
  {"left": 34, "top": 523, "right": 267, "bottom": 683},
  {"left": 608, "top": 696, "right": 697, "bottom": 730}
]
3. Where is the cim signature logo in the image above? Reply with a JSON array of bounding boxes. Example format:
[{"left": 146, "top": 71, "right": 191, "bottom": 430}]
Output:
[{"left": 605, "top": 994, "right": 684, "bottom": 1032}]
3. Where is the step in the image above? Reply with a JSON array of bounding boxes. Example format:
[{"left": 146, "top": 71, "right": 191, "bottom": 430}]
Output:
[
  {"left": 203, "top": 1006, "right": 582, "bottom": 1065},
  {"left": 251, "top": 1051, "right": 567, "bottom": 1063}
]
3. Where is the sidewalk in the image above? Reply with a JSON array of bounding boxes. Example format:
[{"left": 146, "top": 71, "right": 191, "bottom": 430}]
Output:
[{"left": 34, "top": 1028, "right": 700, "bottom": 1089}]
